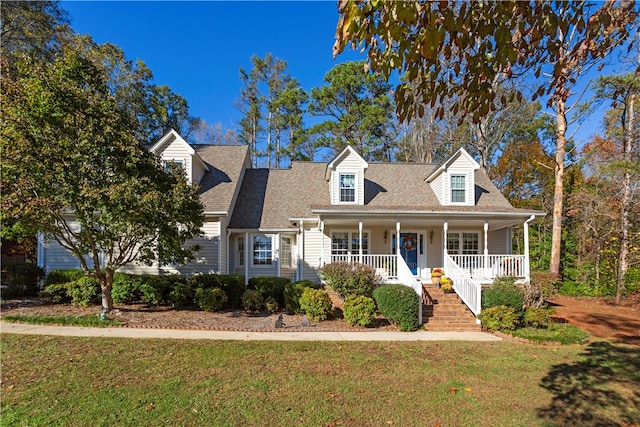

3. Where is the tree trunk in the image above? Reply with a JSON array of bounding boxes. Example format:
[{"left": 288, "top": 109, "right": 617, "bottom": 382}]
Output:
[
  {"left": 616, "top": 92, "right": 634, "bottom": 304},
  {"left": 100, "top": 269, "right": 115, "bottom": 312},
  {"left": 549, "top": 97, "right": 566, "bottom": 276}
]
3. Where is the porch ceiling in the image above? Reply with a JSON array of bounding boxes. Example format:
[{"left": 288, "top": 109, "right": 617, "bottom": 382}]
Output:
[{"left": 319, "top": 215, "right": 534, "bottom": 231}]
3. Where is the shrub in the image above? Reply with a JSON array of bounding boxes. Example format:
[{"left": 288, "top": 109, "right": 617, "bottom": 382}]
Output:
[
  {"left": 343, "top": 295, "right": 377, "bottom": 327},
  {"left": 478, "top": 305, "right": 520, "bottom": 331},
  {"left": 67, "top": 276, "right": 101, "bottom": 307},
  {"left": 112, "top": 273, "right": 144, "bottom": 305},
  {"left": 481, "top": 277, "right": 525, "bottom": 311},
  {"left": 373, "top": 284, "right": 419, "bottom": 332},
  {"left": 299, "top": 288, "right": 332, "bottom": 321},
  {"left": 284, "top": 280, "right": 321, "bottom": 314},
  {"left": 523, "top": 307, "right": 556, "bottom": 328},
  {"left": 195, "top": 287, "right": 227, "bottom": 312},
  {"left": 242, "top": 289, "right": 264, "bottom": 311},
  {"left": 40, "top": 283, "right": 71, "bottom": 304},
  {"left": 168, "top": 281, "right": 197, "bottom": 307},
  {"left": 45, "top": 269, "right": 86, "bottom": 286},
  {"left": 4, "top": 263, "right": 44, "bottom": 296},
  {"left": 264, "top": 296, "right": 279, "bottom": 313},
  {"left": 135, "top": 274, "right": 185, "bottom": 306},
  {"left": 188, "top": 274, "right": 219, "bottom": 289},
  {"left": 217, "top": 275, "right": 246, "bottom": 309},
  {"left": 320, "top": 262, "right": 377, "bottom": 299},
  {"left": 248, "top": 276, "right": 290, "bottom": 307}
]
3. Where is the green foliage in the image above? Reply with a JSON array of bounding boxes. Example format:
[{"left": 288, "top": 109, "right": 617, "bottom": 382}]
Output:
[
  {"left": 478, "top": 306, "right": 520, "bottom": 331},
  {"left": 248, "top": 276, "right": 290, "bottom": 307},
  {"left": 481, "top": 277, "right": 525, "bottom": 311},
  {"left": 509, "top": 324, "right": 589, "bottom": 344},
  {"left": 343, "top": 295, "right": 377, "bottom": 327},
  {"left": 320, "top": 262, "right": 377, "bottom": 299},
  {"left": 242, "top": 290, "right": 264, "bottom": 312},
  {"left": 168, "top": 281, "right": 197, "bottom": 308},
  {"left": 299, "top": 288, "right": 332, "bottom": 321},
  {"left": 523, "top": 307, "right": 556, "bottom": 329},
  {"left": 40, "top": 283, "right": 71, "bottom": 304},
  {"left": 67, "top": 277, "right": 101, "bottom": 307},
  {"left": 264, "top": 296, "right": 279, "bottom": 313},
  {"left": 284, "top": 280, "right": 321, "bottom": 314},
  {"left": 373, "top": 284, "right": 419, "bottom": 332},
  {"left": 195, "top": 288, "right": 227, "bottom": 312},
  {"left": 216, "top": 275, "right": 246, "bottom": 309},
  {"left": 2, "top": 314, "right": 120, "bottom": 328},
  {"left": 4, "top": 262, "right": 44, "bottom": 297},
  {"left": 45, "top": 270, "right": 86, "bottom": 286}
]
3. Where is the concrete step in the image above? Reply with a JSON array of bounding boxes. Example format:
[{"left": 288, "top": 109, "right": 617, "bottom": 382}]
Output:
[{"left": 423, "top": 323, "right": 482, "bottom": 332}]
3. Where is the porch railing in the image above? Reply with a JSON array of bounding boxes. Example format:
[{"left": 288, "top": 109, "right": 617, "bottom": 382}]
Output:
[
  {"left": 449, "top": 254, "right": 526, "bottom": 280},
  {"left": 444, "top": 254, "right": 482, "bottom": 316},
  {"left": 330, "top": 254, "right": 398, "bottom": 281}
]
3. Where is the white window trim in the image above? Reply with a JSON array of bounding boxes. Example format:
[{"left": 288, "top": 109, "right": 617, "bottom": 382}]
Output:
[
  {"left": 280, "top": 236, "right": 292, "bottom": 268},
  {"left": 338, "top": 172, "right": 357, "bottom": 204},
  {"left": 449, "top": 173, "right": 467, "bottom": 205},
  {"left": 446, "top": 231, "right": 481, "bottom": 255},
  {"left": 236, "top": 236, "right": 245, "bottom": 267},
  {"left": 330, "top": 230, "right": 370, "bottom": 256},
  {"left": 251, "top": 234, "right": 274, "bottom": 268}
]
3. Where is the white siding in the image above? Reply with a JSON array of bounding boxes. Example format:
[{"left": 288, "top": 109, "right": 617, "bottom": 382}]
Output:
[
  {"left": 169, "top": 220, "right": 221, "bottom": 275},
  {"left": 302, "top": 227, "right": 323, "bottom": 283},
  {"left": 40, "top": 239, "right": 80, "bottom": 274},
  {"left": 331, "top": 151, "right": 366, "bottom": 205},
  {"left": 431, "top": 175, "right": 445, "bottom": 205},
  {"left": 488, "top": 228, "right": 510, "bottom": 254}
]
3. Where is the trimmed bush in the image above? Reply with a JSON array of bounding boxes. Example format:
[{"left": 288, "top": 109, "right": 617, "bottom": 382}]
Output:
[
  {"left": 195, "top": 287, "right": 227, "bottom": 312},
  {"left": 168, "top": 281, "right": 197, "bottom": 307},
  {"left": 4, "top": 262, "right": 44, "bottom": 297},
  {"left": 373, "top": 284, "right": 419, "bottom": 332},
  {"left": 45, "top": 269, "right": 86, "bottom": 286},
  {"left": 242, "top": 289, "right": 264, "bottom": 311},
  {"left": 284, "top": 280, "right": 321, "bottom": 314},
  {"left": 217, "top": 275, "right": 246, "bottom": 309},
  {"left": 112, "top": 273, "right": 144, "bottom": 305},
  {"left": 481, "top": 277, "right": 525, "bottom": 311},
  {"left": 67, "top": 276, "right": 101, "bottom": 307},
  {"left": 320, "top": 262, "right": 377, "bottom": 299},
  {"left": 264, "top": 296, "right": 279, "bottom": 313},
  {"left": 523, "top": 307, "right": 556, "bottom": 328},
  {"left": 299, "top": 288, "right": 332, "bottom": 321},
  {"left": 40, "top": 283, "right": 71, "bottom": 304},
  {"left": 478, "top": 305, "right": 520, "bottom": 331},
  {"left": 248, "top": 276, "right": 290, "bottom": 307},
  {"left": 343, "top": 295, "right": 377, "bottom": 327}
]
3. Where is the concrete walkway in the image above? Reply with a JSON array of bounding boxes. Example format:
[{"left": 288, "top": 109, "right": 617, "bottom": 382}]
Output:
[{"left": 1, "top": 321, "right": 501, "bottom": 342}]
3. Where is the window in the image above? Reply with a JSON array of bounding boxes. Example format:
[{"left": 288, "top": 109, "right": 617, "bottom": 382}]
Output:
[
  {"left": 237, "top": 237, "right": 245, "bottom": 267},
  {"left": 252, "top": 235, "right": 273, "bottom": 265},
  {"left": 331, "top": 231, "right": 368, "bottom": 259},
  {"left": 163, "top": 159, "right": 184, "bottom": 173},
  {"left": 339, "top": 173, "right": 356, "bottom": 203},
  {"left": 447, "top": 232, "right": 479, "bottom": 255},
  {"left": 451, "top": 174, "right": 466, "bottom": 203},
  {"left": 280, "top": 236, "right": 292, "bottom": 268}
]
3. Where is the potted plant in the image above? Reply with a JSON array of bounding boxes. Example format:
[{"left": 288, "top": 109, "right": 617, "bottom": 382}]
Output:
[
  {"left": 440, "top": 277, "right": 453, "bottom": 293},
  {"left": 431, "top": 268, "right": 444, "bottom": 286}
]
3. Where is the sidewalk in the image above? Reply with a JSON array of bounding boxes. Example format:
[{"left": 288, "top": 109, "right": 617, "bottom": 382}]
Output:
[{"left": 1, "top": 321, "right": 501, "bottom": 342}]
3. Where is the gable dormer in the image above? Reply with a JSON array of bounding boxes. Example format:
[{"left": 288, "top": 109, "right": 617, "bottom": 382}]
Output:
[
  {"left": 325, "top": 146, "right": 368, "bottom": 205},
  {"left": 425, "top": 148, "right": 480, "bottom": 206},
  {"left": 149, "top": 129, "right": 209, "bottom": 185}
]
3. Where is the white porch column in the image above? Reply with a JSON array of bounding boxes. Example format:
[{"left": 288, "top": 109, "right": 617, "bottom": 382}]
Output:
[
  {"left": 358, "top": 220, "right": 363, "bottom": 262},
  {"left": 443, "top": 221, "right": 448, "bottom": 265},
  {"left": 396, "top": 221, "right": 401, "bottom": 257},
  {"left": 320, "top": 220, "right": 325, "bottom": 268},
  {"left": 298, "top": 220, "right": 305, "bottom": 281},
  {"left": 244, "top": 232, "right": 249, "bottom": 285},
  {"left": 524, "top": 215, "right": 535, "bottom": 283},
  {"left": 484, "top": 221, "right": 489, "bottom": 279}
]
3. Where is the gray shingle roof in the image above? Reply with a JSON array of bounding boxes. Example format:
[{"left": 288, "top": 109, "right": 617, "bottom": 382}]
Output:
[
  {"left": 228, "top": 160, "right": 540, "bottom": 229},
  {"left": 193, "top": 145, "right": 249, "bottom": 214}
]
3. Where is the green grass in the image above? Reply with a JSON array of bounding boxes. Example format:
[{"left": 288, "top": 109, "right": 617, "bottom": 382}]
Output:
[
  {"left": 1, "top": 314, "right": 121, "bottom": 327},
  {"left": 509, "top": 324, "right": 590, "bottom": 344},
  {"left": 2, "top": 335, "right": 638, "bottom": 426}
]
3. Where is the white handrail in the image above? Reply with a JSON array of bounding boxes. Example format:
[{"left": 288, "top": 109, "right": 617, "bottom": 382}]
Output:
[{"left": 444, "top": 253, "right": 482, "bottom": 316}]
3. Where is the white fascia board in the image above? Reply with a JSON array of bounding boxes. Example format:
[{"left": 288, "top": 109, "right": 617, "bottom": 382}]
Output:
[
  {"left": 311, "top": 208, "right": 545, "bottom": 219},
  {"left": 325, "top": 145, "right": 369, "bottom": 180},
  {"left": 226, "top": 228, "right": 298, "bottom": 233},
  {"left": 425, "top": 147, "right": 480, "bottom": 183}
]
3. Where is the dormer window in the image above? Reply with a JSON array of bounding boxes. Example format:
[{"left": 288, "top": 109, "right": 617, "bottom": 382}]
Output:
[
  {"left": 163, "top": 159, "right": 184, "bottom": 173},
  {"left": 339, "top": 173, "right": 356, "bottom": 203},
  {"left": 451, "top": 175, "right": 466, "bottom": 203}
]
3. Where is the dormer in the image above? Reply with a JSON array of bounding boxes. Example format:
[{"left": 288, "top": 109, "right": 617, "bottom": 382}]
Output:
[
  {"left": 325, "top": 145, "right": 368, "bottom": 205},
  {"left": 149, "top": 129, "right": 209, "bottom": 185},
  {"left": 425, "top": 148, "right": 480, "bottom": 206}
]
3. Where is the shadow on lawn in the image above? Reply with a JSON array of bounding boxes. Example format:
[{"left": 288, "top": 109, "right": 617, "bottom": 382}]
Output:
[{"left": 538, "top": 341, "right": 640, "bottom": 426}]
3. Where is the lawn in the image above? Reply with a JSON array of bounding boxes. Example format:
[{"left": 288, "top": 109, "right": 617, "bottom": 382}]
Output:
[{"left": 1, "top": 335, "right": 638, "bottom": 426}]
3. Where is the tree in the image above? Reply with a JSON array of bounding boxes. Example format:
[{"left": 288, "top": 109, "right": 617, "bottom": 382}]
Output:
[
  {"left": 274, "top": 79, "right": 309, "bottom": 161},
  {"left": 308, "top": 61, "right": 395, "bottom": 160},
  {"left": 335, "top": 0, "right": 638, "bottom": 275},
  {"left": 593, "top": 72, "right": 640, "bottom": 302},
  {"left": 1, "top": 40, "right": 204, "bottom": 312}
]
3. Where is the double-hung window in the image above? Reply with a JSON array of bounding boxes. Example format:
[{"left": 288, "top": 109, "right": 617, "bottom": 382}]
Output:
[
  {"left": 447, "top": 232, "right": 479, "bottom": 255},
  {"left": 237, "top": 237, "right": 245, "bottom": 266},
  {"left": 280, "top": 236, "right": 292, "bottom": 268},
  {"left": 252, "top": 235, "right": 272, "bottom": 265},
  {"left": 450, "top": 174, "right": 466, "bottom": 203},
  {"left": 331, "top": 231, "right": 368, "bottom": 261},
  {"left": 339, "top": 173, "right": 356, "bottom": 203}
]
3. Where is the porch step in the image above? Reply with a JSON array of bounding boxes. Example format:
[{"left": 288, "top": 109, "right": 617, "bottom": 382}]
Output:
[{"left": 421, "top": 284, "right": 480, "bottom": 331}]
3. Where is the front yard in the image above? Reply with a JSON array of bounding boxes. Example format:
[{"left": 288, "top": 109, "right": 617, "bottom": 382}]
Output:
[{"left": 2, "top": 335, "right": 639, "bottom": 426}]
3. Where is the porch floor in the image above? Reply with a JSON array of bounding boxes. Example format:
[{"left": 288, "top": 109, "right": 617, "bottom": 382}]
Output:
[{"left": 421, "top": 282, "right": 481, "bottom": 331}]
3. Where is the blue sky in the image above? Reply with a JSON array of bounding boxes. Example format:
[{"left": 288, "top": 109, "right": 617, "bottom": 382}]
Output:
[
  {"left": 62, "top": 1, "right": 629, "bottom": 148},
  {"left": 63, "top": 1, "right": 364, "bottom": 133}
]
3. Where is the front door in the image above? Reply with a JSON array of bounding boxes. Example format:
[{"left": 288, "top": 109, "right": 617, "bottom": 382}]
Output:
[{"left": 399, "top": 232, "right": 418, "bottom": 275}]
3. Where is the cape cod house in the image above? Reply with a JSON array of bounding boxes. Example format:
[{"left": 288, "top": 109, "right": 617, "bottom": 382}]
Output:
[{"left": 38, "top": 129, "right": 544, "bottom": 328}]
